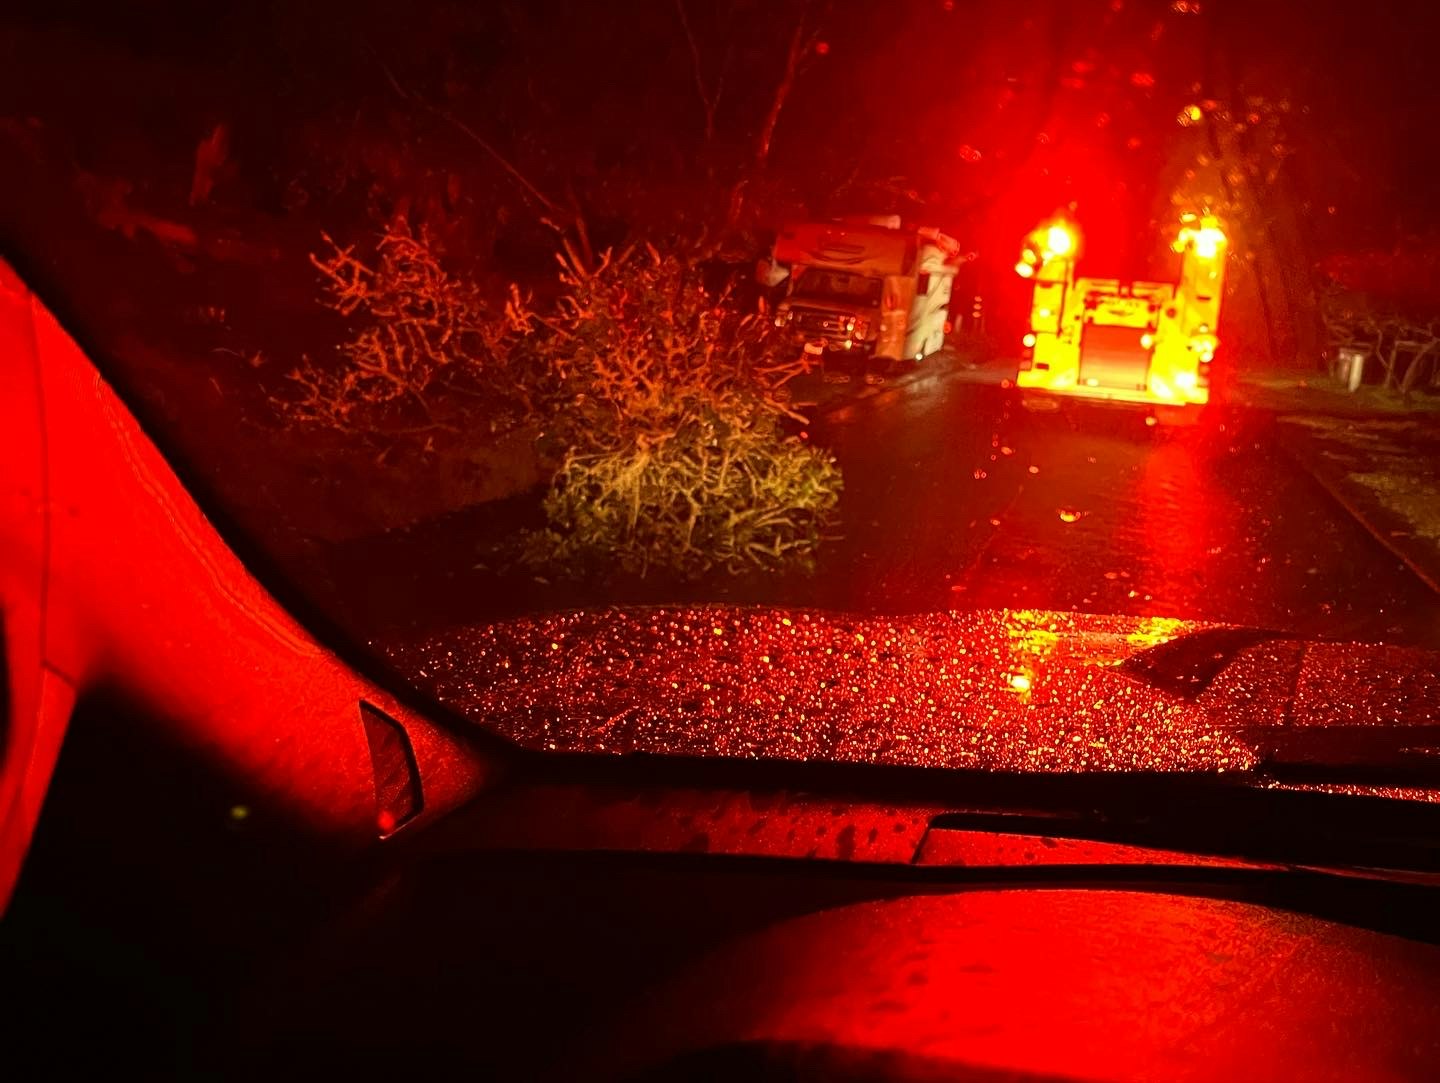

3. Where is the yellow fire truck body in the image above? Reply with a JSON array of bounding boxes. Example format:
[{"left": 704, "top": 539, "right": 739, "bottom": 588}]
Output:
[{"left": 1015, "top": 217, "right": 1226, "bottom": 408}]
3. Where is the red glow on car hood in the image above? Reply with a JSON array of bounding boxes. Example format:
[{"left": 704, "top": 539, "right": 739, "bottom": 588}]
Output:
[{"left": 386, "top": 606, "right": 1440, "bottom": 777}]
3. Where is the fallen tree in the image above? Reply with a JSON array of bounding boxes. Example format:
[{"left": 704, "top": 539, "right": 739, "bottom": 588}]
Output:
[
  {"left": 273, "top": 225, "right": 540, "bottom": 448},
  {"left": 527, "top": 242, "right": 842, "bottom": 577},
  {"left": 277, "top": 228, "right": 843, "bottom": 575}
]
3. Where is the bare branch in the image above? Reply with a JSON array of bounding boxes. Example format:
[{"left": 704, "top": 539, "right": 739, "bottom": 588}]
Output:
[
  {"left": 377, "top": 59, "right": 566, "bottom": 220},
  {"left": 274, "top": 226, "right": 536, "bottom": 441},
  {"left": 674, "top": 0, "right": 717, "bottom": 142},
  {"left": 754, "top": 11, "right": 814, "bottom": 171}
]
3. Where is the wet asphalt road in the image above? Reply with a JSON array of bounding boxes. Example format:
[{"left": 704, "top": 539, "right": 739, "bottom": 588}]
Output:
[
  {"left": 309, "top": 359, "right": 1440, "bottom": 649},
  {"left": 798, "top": 364, "right": 1439, "bottom": 646}
]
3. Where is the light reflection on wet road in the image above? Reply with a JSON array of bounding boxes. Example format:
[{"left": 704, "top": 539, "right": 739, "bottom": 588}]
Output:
[
  {"left": 805, "top": 368, "right": 1439, "bottom": 645},
  {"left": 309, "top": 363, "right": 1440, "bottom": 648}
]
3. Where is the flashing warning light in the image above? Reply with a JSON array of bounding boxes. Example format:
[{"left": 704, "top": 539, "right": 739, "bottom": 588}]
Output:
[
  {"left": 1022, "top": 332, "right": 1038, "bottom": 348},
  {"left": 1046, "top": 225, "right": 1074, "bottom": 256},
  {"left": 1193, "top": 227, "right": 1224, "bottom": 259},
  {"left": 1175, "top": 222, "right": 1226, "bottom": 259},
  {"left": 1140, "top": 333, "right": 1155, "bottom": 349},
  {"left": 1191, "top": 328, "right": 1218, "bottom": 364},
  {"left": 1015, "top": 261, "right": 1035, "bottom": 278},
  {"left": 1175, "top": 371, "right": 1197, "bottom": 391}
]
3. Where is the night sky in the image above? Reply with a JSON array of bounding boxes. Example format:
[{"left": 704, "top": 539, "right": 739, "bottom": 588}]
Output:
[{"left": 3, "top": 1, "right": 1433, "bottom": 238}]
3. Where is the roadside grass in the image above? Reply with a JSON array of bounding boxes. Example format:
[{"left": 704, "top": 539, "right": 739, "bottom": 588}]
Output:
[
  {"left": 1280, "top": 412, "right": 1440, "bottom": 578},
  {"left": 1233, "top": 371, "right": 1440, "bottom": 416},
  {"left": 1348, "top": 469, "right": 1440, "bottom": 542}
]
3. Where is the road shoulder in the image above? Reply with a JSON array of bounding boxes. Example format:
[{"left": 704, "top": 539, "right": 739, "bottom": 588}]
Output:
[{"left": 1275, "top": 416, "right": 1440, "bottom": 593}]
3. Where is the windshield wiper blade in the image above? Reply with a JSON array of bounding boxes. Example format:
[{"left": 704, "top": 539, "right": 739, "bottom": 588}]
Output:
[
  {"left": 1261, "top": 727, "right": 1440, "bottom": 786},
  {"left": 1118, "top": 626, "right": 1286, "bottom": 701},
  {"left": 925, "top": 786, "right": 1440, "bottom": 875}
]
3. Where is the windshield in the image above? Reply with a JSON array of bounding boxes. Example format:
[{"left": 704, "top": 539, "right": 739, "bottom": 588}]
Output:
[
  {"left": 791, "top": 269, "right": 884, "bottom": 307},
  {"left": 4, "top": 0, "right": 1439, "bottom": 768}
]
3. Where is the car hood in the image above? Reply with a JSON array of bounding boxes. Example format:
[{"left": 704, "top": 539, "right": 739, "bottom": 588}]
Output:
[{"left": 383, "top": 607, "right": 1440, "bottom": 780}]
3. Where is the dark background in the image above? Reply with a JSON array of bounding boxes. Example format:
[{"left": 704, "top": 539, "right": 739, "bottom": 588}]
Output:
[
  {"left": 4, "top": 0, "right": 1434, "bottom": 284},
  {"left": 2, "top": 0, "right": 1436, "bottom": 578}
]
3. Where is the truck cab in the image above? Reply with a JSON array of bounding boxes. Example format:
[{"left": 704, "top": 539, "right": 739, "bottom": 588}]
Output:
[{"left": 763, "top": 216, "right": 964, "bottom": 372}]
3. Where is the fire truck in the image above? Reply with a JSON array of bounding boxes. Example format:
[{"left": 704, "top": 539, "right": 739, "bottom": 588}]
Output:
[
  {"left": 1013, "top": 214, "right": 1226, "bottom": 410},
  {"left": 761, "top": 216, "right": 966, "bottom": 377}
]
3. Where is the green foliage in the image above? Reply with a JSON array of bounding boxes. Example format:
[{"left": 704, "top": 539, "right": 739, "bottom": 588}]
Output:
[{"left": 529, "top": 243, "right": 841, "bottom": 576}]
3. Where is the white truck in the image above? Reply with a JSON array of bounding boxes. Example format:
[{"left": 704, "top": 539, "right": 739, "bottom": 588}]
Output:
[{"left": 760, "top": 216, "right": 966, "bottom": 376}]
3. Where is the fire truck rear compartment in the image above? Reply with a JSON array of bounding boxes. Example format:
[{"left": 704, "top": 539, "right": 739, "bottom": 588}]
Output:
[{"left": 1078, "top": 323, "right": 1153, "bottom": 391}]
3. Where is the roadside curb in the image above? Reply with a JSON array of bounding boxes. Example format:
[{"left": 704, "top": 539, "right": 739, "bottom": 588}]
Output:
[{"left": 1275, "top": 419, "right": 1440, "bottom": 597}]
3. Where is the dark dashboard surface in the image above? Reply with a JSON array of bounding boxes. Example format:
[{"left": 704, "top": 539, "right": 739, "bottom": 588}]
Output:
[{"left": 6, "top": 694, "right": 1440, "bottom": 1082}]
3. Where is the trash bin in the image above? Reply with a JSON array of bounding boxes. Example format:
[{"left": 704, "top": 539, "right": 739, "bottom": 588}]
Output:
[{"left": 1335, "top": 347, "right": 1367, "bottom": 392}]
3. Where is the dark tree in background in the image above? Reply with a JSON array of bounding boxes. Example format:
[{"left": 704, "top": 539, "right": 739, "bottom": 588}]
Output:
[
  {"left": 3, "top": 0, "right": 1435, "bottom": 568},
  {"left": 4, "top": 2, "right": 1431, "bottom": 294}
]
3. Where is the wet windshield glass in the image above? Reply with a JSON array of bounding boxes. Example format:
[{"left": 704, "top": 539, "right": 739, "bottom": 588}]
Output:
[
  {"left": 792, "top": 270, "right": 883, "bottom": 306},
  {"left": 3, "top": 0, "right": 1438, "bottom": 746}
]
